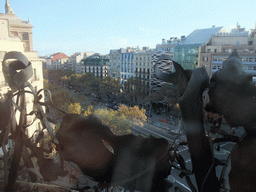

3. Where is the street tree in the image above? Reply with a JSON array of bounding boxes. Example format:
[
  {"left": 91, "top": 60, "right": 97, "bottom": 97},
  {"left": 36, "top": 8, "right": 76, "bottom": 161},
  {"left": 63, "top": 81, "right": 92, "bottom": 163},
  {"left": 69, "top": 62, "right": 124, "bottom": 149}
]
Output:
[
  {"left": 123, "top": 77, "right": 150, "bottom": 105},
  {"left": 99, "top": 76, "right": 121, "bottom": 101},
  {"left": 83, "top": 105, "right": 131, "bottom": 135},
  {"left": 118, "top": 104, "right": 147, "bottom": 126},
  {"left": 68, "top": 103, "right": 82, "bottom": 114},
  {"left": 95, "top": 108, "right": 131, "bottom": 135}
]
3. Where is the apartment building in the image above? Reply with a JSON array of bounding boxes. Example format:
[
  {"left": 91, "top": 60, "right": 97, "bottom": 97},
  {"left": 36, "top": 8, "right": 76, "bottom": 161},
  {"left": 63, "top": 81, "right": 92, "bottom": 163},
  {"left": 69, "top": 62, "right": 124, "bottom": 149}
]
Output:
[
  {"left": 155, "top": 37, "right": 180, "bottom": 59},
  {"left": 109, "top": 48, "right": 126, "bottom": 79},
  {"left": 45, "top": 52, "right": 69, "bottom": 70},
  {"left": 199, "top": 23, "right": 256, "bottom": 80},
  {"left": 83, "top": 53, "right": 109, "bottom": 78},
  {"left": 134, "top": 47, "right": 152, "bottom": 89}
]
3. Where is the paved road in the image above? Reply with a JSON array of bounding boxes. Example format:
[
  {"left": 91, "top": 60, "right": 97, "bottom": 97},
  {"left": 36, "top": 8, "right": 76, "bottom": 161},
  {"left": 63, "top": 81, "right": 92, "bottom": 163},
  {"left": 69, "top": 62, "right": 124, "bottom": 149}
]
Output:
[
  {"left": 131, "top": 123, "right": 193, "bottom": 191},
  {"left": 131, "top": 123, "right": 242, "bottom": 192},
  {"left": 87, "top": 98, "right": 244, "bottom": 191}
]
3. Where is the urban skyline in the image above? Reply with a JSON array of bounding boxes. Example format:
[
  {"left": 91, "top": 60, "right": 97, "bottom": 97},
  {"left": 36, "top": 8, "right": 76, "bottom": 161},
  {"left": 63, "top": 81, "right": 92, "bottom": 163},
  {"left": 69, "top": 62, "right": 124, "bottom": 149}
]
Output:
[{"left": 1, "top": 0, "right": 256, "bottom": 56}]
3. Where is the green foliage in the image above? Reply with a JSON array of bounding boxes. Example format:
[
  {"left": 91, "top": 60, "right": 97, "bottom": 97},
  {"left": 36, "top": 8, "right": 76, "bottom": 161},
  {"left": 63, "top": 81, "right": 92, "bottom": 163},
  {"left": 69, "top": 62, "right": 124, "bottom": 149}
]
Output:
[
  {"left": 145, "top": 84, "right": 179, "bottom": 107},
  {"left": 83, "top": 105, "right": 131, "bottom": 135},
  {"left": 118, "top": 104, "right": 147, "bottom": 126},
  {"left": 68, "top": 103, "right": 81, "bottom": 114},
  {"left": 99, "top": 76, "right": 121, "bottom": 96},
  {"left": 51, "top": 88, "right": 75, "bottom": 118},
  {"left": 71, "top": 73, "right": 96, "bottom": 92},
  {"left": 122, "top": 77, "right": 150, "bottom": 103},
  {"left": 95, "top": 108, "right": 131, "bottom": 135},
  {"left": 83, "top": 105, "right": 94, "bottom": 116}
]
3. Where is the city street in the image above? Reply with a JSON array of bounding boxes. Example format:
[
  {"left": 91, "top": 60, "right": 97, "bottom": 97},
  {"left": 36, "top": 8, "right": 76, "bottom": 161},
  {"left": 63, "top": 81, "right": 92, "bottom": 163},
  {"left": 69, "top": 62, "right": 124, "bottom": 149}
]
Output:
[
  {"left": 77, "top": 93, "right": 245, "bottom": 191},
  {"left": 130, "top": 115, "right": 245, "bottom": 192}
]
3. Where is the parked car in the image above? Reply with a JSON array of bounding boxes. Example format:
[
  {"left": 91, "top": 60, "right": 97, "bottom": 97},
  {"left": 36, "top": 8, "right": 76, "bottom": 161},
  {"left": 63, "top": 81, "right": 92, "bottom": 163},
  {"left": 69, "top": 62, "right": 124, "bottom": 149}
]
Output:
[
  {"left": 167, "top": 130, "right": 181, "bottom": 135},
  {"left": 159, "top": 118, "right": 168, "bottom": 123}
]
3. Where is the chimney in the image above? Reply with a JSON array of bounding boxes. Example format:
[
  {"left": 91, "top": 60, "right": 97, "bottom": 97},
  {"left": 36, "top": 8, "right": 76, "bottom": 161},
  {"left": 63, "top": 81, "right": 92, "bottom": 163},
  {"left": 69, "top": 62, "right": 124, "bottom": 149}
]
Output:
[{"left": 162, "top": 39, "right": 166, "bottom": 44}]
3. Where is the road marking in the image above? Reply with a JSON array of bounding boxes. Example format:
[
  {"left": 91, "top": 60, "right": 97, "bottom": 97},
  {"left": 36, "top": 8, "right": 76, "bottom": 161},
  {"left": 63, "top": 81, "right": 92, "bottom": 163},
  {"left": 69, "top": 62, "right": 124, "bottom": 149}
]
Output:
[{"left": 175, "top": 180, "right": 192, "bottom": 191}]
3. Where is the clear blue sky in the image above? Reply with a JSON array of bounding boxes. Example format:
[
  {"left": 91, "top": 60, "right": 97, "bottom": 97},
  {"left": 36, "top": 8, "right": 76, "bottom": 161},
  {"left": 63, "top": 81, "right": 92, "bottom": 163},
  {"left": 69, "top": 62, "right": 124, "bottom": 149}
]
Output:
[{"left": 2, "top": 0, "right": 256, "bottom": 56}]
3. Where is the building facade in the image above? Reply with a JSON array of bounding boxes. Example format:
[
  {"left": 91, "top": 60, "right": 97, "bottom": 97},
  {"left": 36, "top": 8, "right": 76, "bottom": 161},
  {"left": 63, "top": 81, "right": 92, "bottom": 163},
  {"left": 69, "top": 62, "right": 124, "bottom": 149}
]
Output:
[
  {"left": 119, "top": 47, "right": 152, "bottom": 88},
  {"left": 109, "top": 49, "right": 125, "bottom": 79},
  {"left": 0, "top": 1, "right": 44, "bottom": 138},
  {"left": 155, "top": 37, "right": 180, "bottom": 59},
  {"left": 134, "top": 48, "right": 152, "bottom": 90},
  {"left": 174, "top": 26, "right": 226, "bottom": 70},
  {"left": 199, "top": 23, "right": 256, "bottom": 80},
  {"left": 151, "top": 51, "right": 174, "bottom": 91},
  {"left": 83, "top": 53, "right": 109, "bottom": 78}
]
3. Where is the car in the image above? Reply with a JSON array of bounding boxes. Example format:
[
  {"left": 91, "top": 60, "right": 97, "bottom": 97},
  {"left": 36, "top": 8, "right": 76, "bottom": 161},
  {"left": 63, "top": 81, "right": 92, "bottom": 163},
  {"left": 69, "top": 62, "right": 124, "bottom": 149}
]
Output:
[
  {"left": 159, "top": 118, "right": 168, "bottom": 123},
  {"left": 167, "top": 130, "right": 182, "bottom": 135}
]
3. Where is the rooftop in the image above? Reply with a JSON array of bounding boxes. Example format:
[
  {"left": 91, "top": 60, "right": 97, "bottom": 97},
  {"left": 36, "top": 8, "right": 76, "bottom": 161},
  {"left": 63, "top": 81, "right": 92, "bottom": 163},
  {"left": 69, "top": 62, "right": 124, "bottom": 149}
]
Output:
[
  {"left": 0, "top": 1, "right": 32, "bottom": 28},
  {"left": 178, "top": 26, "right": 226, "bottom": 45}
]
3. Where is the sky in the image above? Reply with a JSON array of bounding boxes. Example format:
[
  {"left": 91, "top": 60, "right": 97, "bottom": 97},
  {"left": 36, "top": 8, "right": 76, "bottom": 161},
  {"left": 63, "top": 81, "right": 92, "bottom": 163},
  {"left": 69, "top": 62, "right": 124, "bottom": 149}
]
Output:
[{"left": 1, "top": 0, "right": 256, "bottom": 56}]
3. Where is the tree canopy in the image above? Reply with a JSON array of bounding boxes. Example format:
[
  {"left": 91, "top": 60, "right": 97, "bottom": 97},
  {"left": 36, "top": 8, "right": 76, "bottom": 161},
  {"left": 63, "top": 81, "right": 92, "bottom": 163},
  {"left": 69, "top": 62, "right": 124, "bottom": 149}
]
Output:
[
  {"left": 68, "top": 103, "right": 81, "bottom": 114},
  {"left": 83, "top": 105, "right": 131, "bottom": 135},
  {"left": 118, "top": 104, "right": 147, "bottom": 126}
]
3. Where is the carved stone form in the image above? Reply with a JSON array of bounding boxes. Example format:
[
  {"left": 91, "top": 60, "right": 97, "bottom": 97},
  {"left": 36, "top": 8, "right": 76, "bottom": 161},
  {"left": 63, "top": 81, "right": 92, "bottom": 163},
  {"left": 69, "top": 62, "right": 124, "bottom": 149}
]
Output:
[{"left": 5, "top": 0, "right": 14, "bottom": 14}]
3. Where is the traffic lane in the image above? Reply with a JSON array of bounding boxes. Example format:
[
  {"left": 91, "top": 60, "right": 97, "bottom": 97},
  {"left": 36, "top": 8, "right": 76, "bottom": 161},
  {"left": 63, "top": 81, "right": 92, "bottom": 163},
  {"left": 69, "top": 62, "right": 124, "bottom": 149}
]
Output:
[
  {"left": 132, "top": 124, "right": 180, "bottom": 143},
  {"left": 143, "top": 121, "right": 187, "bottom": 141},
  {"left": 131, "top": 125, "right": 194, "bottom": 191},
  {"left": 131, "top": 124, "right": 233, "bottom": 191}
]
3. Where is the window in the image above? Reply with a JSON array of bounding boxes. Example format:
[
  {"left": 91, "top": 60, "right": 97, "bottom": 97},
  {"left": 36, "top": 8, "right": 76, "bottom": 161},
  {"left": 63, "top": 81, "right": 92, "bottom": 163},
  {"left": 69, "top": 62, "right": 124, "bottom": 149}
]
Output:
[
  {"left": 213, "top": 56, "right": 217, "bottom": 61},
  {"left": 243, "top": 57, "right": 249, "bottom": 62},
  {"left": 237, "top": 49, "right": 243, "bottom": 53},
  {"left": 214, "top": 49, "right": 217, "bottom": 53},
  {"left": 22, "top": 32, "right": 29, "bottom": 40},
  {"left": 207, "top": 49, "right": 210, "bottom": 53},
  {"left": 212, "top": 65, "right": 222, "bottom": 70},
  {"left": 33, "top": 68, "right": 37, "bottom": 80},
  {"left": 249, "top": 58, "right": 253, "bottom": 62}
]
